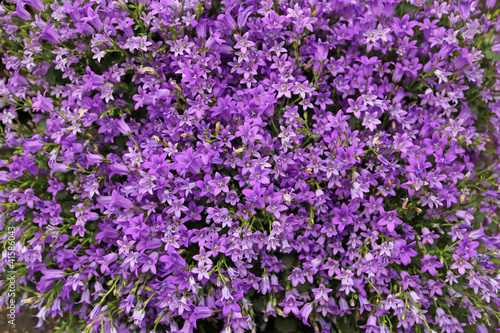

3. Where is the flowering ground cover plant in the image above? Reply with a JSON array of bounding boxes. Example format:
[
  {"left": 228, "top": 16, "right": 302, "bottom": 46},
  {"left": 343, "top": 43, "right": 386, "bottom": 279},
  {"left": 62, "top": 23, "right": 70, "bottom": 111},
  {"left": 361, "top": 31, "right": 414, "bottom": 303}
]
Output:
[{"left": 1, "top": 0, "right": 500, "bottom": 332}]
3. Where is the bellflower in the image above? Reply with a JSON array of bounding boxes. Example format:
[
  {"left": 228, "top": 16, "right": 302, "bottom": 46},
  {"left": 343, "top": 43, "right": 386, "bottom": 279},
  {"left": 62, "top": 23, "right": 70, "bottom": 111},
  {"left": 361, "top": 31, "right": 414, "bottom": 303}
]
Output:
[{"left": 0, "top": 0, "right": 500, "bottom": 332}]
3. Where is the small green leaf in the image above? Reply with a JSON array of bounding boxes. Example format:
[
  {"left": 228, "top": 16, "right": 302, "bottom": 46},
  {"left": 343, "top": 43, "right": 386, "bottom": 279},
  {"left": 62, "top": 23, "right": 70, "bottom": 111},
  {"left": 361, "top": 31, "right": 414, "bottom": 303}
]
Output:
[
  {"left": 281, "top": 254, "right": 295, "bottom": 269},
  {"left": 490, "top": 257, "right": 500, "bottom": 266},
  {"left": 405, "top": 209, "right": 415, "bottom": 221},
  {"left": 275, "top": 317, "right": 298, "bottom": 333},
  {"left": 484, "top": 50, "right": 500, "bottom": 62}
]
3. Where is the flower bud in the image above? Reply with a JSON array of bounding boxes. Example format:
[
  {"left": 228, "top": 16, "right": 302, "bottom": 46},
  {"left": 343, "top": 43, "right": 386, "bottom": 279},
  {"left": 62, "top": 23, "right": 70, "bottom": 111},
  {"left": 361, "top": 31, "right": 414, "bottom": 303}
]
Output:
[
  {"left": 459, "top": 191, "right": 468, "bottom": 203},
  {"left": 138, "top": 67, "right": 157, "bottom": 75},
  {"left": 402, "top": 198, "right": 409, "bottom": 209},
  {"left": 304, "top": 59, "right": 314, "bottom": 71}
]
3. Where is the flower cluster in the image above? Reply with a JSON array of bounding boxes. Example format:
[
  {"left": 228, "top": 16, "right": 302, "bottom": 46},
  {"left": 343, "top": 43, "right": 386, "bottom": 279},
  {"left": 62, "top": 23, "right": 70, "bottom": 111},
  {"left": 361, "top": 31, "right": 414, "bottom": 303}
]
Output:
[{"left": 1, "top": 0, "right": 500, "bottom": 332}]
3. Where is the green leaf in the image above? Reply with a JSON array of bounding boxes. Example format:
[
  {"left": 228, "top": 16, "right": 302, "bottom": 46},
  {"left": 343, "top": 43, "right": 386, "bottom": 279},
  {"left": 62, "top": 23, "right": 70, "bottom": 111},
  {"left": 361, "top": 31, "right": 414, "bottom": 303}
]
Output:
[
  {"left": 490, "top": 257, "right": 500, "bottom": 266},
  {"left": 484, "top": 50, "right": 500, "bottom": 62},
  {"left": 348, "top": 116, "right": 357, "bottom": 129},
  {"left": 405, "top": 209, "right": 415, "bottom": 221},
  {"left": 281, "top": 254, "right": 295, "bottom": 269},
  {"left": 474, "top": 214, "right": 485, "bottom": 224},
  {"left": 469, "top": 105, "right": 479, "bottom": 116},
  {"left": 275, "top": 317, "right": 298, "bottom": 333},
  {"left": 337, "top": 319, "right": 357, "bottom": 333}
]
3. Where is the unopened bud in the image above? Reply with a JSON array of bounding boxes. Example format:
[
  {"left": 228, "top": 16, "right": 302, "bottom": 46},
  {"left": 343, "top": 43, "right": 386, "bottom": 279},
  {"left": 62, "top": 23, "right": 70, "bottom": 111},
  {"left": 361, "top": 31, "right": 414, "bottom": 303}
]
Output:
[
  {"left": 484, "top": 312, "right": 491, "bottom": 325},
  {"left": 233, "top": 147, "right": 245, "bottom": 154},
  {"left": 172, "top": 80, "right": 182, "bottom": 92},
  {"left": 459, "top": 192, "right": 467, "bottom": 204},
  {"left": 21, "top": 297, "right": 37, "bottom": 305},
  {"left": 304, "top": 59, "right": 314, "bottom": 71},
  {"left": 138, "top": 67, "right": 157, "bottom": 75},
  {"left": 402, "top": 198, "right": 409, "bottom": 209},
  {"left": 78, "top": 108, "right": 88, "bottom": 117}
]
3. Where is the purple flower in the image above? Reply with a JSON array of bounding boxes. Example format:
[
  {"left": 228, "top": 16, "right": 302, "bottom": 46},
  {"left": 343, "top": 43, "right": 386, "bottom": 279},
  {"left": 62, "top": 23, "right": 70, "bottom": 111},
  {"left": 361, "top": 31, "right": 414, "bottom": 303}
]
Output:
[
  {"left": 111, "top": 190, "right": 134, "bottom": 209},
  {"left": 314, "top": 40, "right": 331, "bottom": 62},
  {"left": 39, "top": 19, "right": 60, "bottom": 44},
  {"left": 421, "top": 227, "right": 440, "bottom": 245},
  {"left": 119, "top": 295, "right": 136, "bottom": 315},
  {"left": 32, "top": 91, "right": 54, "bottom": 113},
  {"left": 40, "top": 268, "right": 64, "bottom": 282},
  {"left": 38, "top": 268, "right": 65, "bottom": 291},
  {"left": 377, "top": 210, "right": 402, "bottom": 233},
  {"left": 2, "top": 0, "right": 500, "bottom": 331},
  {"left": 279, "top": 293, "right": 303, "bottom": 316},
  {"left": 189, "top": 307, "right": 213, "bottom": 328},
  {"left": 420, "top": 254, "right": 444, "bottom": 276},
  {"left": 266, "top": 197, "right": 287, "bottom": 219},
  {"left": 172, "top": 148, "right": 203, "bottom": 176},
  {"left": 140, "top": 252, "right": 158, "bottom": 274},
  {"left": 458, "top": 0, "right": 472, "bottom": 20},
  {"left": 233, "top": 32, "right": 255, "bottom": 54},
  {"left": 166, "top": 198, "right": 188, "bottom": 218},
  {"left": 394, "top": 241, "right": 418, "bottom": 266},
  {"left": 114, "top": 116, "right": 131, "bottom": 136},
  {"left": 359, "top": 316, "right": 380, "bottom": 333},
  {"left": 13, "top": 5, "right": 31, "bottom": 20},
  {"left": 450, "top": 254, "right": 474, "bottom": 275},
  {"left": 288, "top": 268, "right": 305, "bottom": 287},
  {"left": 299, "top": 303, "right": 313, "bottom": 326},
  {"left": 398, "top": 271, "right": 418, "bottom": 290},
  {"left": 208, "top": 172, "right": 230, "bottom": 195}
]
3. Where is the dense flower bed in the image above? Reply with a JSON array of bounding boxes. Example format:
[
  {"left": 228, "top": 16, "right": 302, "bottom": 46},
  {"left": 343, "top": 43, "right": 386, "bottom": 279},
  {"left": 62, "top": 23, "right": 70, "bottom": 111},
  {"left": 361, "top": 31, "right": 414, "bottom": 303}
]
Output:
[{"left": 1, "top": 0, "right": 500, "bottom": 332}]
